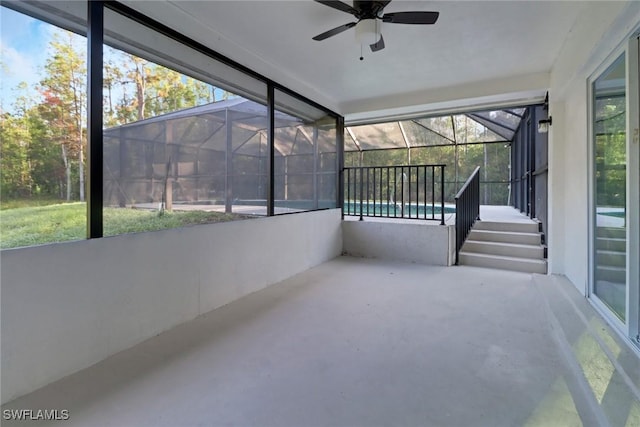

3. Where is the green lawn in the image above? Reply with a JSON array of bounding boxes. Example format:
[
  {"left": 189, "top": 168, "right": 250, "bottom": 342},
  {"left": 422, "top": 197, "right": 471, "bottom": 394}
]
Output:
[
  {"left": 0, "top": 196, "right": 67, "bottom": 210},
  {"left": 0, "top": 203, "right": 252, "bottom": 249}
]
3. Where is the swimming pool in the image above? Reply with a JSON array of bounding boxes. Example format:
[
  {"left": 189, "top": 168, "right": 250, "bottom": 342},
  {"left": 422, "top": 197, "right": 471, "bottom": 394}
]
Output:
[{"left": 343, "top": 201, "right": 455, "bottom": 219}]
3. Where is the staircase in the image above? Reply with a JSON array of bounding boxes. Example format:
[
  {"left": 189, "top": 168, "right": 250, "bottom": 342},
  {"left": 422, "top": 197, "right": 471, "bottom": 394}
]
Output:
[
  {"left": 458, "top": 220, "right": 547, "bottom": 274},
  {"left": 595, "top": 227, "right": 626, "bottom": 283}
]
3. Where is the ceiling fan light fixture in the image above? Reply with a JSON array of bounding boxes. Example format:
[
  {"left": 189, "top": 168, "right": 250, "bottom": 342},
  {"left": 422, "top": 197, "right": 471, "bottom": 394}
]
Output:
[
  {"left": 312, "top": 1, "right": 439, "bottom": 53},
  {"left": 355, "top": 19, "right": 378, "bottom": 45}
]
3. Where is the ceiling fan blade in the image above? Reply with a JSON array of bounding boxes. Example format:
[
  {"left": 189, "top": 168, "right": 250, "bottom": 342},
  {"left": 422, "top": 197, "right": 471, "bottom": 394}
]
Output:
[
  {"left": 370, "top": 34, "right": 385, "bottom": 52},
  {"left": 314, "top": 1, "right": 359, "bottom": 16},
  {"left": 312, "top": 22, "right": 357, "bottom": 41},
  {"left": 382, "top": 11, "right": 439, "bottom": 25}
]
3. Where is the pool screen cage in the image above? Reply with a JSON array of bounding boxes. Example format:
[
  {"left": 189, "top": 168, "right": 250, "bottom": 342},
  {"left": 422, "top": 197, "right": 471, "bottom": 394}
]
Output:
[
  {"left": 104, "top": 98, "right": 338, "bottom": 215},
  {"left": 104, "top": 99, "right": 530, "bottom": 215},
  {"left": 344, "top": 108, "right": 527, "bottom": 205}
]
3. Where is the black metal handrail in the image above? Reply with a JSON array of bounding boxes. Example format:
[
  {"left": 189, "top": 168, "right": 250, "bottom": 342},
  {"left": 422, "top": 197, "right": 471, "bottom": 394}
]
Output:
[
  {"left": 343, "top": 164, "right": 446, "bottom": 225},
  {"left": 454, "top": 166, "right": 481, "bottom": 264}
]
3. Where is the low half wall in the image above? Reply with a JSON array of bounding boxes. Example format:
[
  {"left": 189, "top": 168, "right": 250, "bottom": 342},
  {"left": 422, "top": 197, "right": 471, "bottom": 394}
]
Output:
[
  {"left": 1, "top": 209, "right": 342, "bottom": 403},
  {"left": 342, "top": 218, "right": 455, "bottom": 266}
]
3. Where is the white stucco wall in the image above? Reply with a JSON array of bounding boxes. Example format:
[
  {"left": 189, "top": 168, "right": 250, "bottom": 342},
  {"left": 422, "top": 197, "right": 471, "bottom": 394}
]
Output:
[
  {"left": 559, "top": 82, "right": 590, "bottom": 291},
  {"left": 342, "top": 219, "right": 454, "bottom": 266},
  {"left": 0, "top": 209, "right": 342, "bottom": 404},
  {"left": 547, "top": 1, "right": 640, "bottom": 292}
]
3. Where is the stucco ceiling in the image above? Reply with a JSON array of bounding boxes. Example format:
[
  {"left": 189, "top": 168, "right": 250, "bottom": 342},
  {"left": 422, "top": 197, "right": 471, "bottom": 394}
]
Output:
[{"left": 123, "top": 1, "right": 587, "bottom": 122}]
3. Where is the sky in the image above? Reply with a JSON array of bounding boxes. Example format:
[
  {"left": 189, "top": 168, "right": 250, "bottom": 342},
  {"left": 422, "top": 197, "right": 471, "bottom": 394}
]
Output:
[
  {"left": 0, "top": 5, "right": 236, "bottom": 117},
  {"left": 0, "top": 6, "right": 52, "bottom": 113}
]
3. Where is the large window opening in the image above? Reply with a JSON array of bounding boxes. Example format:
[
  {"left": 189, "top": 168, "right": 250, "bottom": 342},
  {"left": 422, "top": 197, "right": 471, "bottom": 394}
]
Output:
[
  {"left": 274, "top": 89, "right": 337, "bottom": 213},
  {"left": 101, "top": 7, "right": 270, "bottom": 233},
  {"left": 0, "top": 1, "right": 340, "bottom": 249},
  {"left": 0, "top": 6, "right": 88, "bottom": 248}
]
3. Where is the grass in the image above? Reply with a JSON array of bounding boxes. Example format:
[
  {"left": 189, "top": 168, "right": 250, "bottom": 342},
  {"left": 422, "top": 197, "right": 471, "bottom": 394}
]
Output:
[
  {"left": 0, "top": 203, "right": 252, "bottom": 249},
  {"left": 0, "top": 196, "right": 68, "bottom": 210}
]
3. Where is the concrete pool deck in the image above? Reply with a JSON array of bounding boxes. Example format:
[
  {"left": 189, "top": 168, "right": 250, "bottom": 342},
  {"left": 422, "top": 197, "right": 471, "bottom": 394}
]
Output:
[{"left": 343, "top": 205, "right": 538, "bottom": 226}]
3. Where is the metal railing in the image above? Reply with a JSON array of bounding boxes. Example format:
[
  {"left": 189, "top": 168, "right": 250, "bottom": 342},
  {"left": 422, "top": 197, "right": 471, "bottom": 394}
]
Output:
[
  {"left": 454, "top": 166, "right": 481, "bottom": 264},
  {"left": 343, "top": 165, "right": 446, "bottom": 225}
]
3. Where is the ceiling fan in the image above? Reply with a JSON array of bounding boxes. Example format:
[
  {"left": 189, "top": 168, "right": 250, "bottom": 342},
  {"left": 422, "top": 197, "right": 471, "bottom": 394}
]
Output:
[{"left": 312, "top": 1, "right": 439, "bottom": 54}]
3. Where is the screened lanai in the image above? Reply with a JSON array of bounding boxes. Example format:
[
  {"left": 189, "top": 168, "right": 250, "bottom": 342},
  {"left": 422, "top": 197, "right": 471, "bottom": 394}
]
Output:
[
  {"left": 344, "top": 108, "right": 525, "bottom": 205},
  {"left": 104, "top": 97, "right": 338, "bottom": 215}
]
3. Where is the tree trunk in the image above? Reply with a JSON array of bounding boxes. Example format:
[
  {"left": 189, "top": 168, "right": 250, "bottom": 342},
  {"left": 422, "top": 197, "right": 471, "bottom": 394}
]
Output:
[
  {"left": 137, "top": 83, "right": 145, "bottom": 120},
  {"left": 78, "top": 122, "right": 84, "bottom": 201},
  {"left": 135, "top": 64, "right": 146, "bottom": 120},
  {"left": 79, "top": 142, "right": 85, "bottom": 202},
  {"left": 61, "top": 144, "right": 71, "bottom": 201},
  {"left": 71, "top": 66, "right": 85, "bottom": 202}
]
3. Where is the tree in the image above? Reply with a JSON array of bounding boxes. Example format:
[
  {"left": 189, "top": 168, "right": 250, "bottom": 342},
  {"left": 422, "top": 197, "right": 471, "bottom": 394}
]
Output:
[
  {"left": 3, "top": 31, "right": 230, "bottom": 206},
  {"left": 0, "top": 112, "right": 31, "bottom": 197},
  {"left": 103, "top": 58, "right": 125, "bottom": 127},
  {"left": 1, "top": 84, "right": 32, "bottom": 196},
  {"left": 38, "top": 30, "right": 86, "bottom": 201},
  {"left": 105, "top": 51, "right": 215, "bottom": 125}
]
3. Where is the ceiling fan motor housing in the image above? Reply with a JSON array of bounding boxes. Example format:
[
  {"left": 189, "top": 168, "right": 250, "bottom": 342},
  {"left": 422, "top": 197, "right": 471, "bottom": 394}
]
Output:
[
  {"left": 353, "top": 0, "right": 389, "bottom": 19},
  {"left": 353, "top": 1, "right": 389, "bottom": 19}
]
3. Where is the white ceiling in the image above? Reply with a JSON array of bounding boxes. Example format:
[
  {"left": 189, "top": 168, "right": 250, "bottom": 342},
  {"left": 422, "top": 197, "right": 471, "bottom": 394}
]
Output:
[{"left": 124, "top": 1, "right": 587, "bottom": 122}]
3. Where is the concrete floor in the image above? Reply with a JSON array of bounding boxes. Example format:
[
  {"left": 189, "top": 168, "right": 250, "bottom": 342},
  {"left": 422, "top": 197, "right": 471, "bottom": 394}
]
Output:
[
  {"left": 477, "top": 205, "right": 539, "bottom": 223},
  {"left": 3, "top": 257, "right": 639, "bottom": 427}
]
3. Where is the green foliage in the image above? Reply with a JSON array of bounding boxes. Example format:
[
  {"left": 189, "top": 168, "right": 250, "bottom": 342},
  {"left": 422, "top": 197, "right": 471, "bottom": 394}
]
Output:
[
  {"left": 1, "top": 23, "right": 232, "bottom": 206},
  {"left": 0, "top": 113, "right": 31, "bottom": 197},
  {"left": 38, "top": 30, "right": 87, "bottom": 201},
  {"left": 594, "top": 95, "right": 626, "bottom": 207},
  {"left": 0, "top": 203, "right": 251, "bottom": 249},
  {"left": 102, "top": 48, "right": 219, "bottom": 126}
]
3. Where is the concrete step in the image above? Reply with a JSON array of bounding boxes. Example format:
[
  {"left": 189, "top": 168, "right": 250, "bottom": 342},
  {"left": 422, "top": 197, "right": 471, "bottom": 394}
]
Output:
[
  {"left": 459, "top": 252, "right": 547, "bottom": 274},
  {"left": 596, "top": 237, "right": 626, "bottom": 252},
  {"left": 596, "top": 265, "right": 625, "bottom": 283},
  {"left": 596, "top": 227, "right": 626, "bottom": 239},
  {"left": 468, "top": 229, "right": 541, "bottom": 245},
  {"left": 596, "top": 250, "right": 626, "bottom": 268},
  {"left": 473, "top": 220, "right": 540, "bottom": 234},
  {"left": 462, "top": 240, "right": 544, "bottom": 259}
]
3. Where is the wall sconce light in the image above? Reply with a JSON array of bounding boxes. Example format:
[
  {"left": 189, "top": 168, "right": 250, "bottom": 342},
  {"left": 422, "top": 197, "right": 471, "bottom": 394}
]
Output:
[{"left": 538, "top": 116, "right": 552, "bottom": 133}]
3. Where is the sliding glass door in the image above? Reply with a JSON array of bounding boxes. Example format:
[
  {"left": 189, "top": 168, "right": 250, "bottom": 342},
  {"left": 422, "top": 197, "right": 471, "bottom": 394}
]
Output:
[
  {"left": 593, "top": 54, "right": 627, "bottom": 321},
  {"left": 591, "top": 35, "right": 640, "bottom": 347}
]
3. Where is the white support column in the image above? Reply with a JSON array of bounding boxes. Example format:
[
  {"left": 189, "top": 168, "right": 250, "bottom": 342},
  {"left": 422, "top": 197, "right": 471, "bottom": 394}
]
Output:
[{"left": 547, "top": 98, "right": 566, "bottom": 275}]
